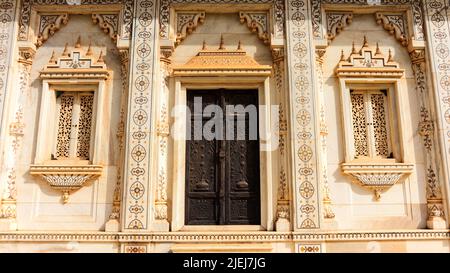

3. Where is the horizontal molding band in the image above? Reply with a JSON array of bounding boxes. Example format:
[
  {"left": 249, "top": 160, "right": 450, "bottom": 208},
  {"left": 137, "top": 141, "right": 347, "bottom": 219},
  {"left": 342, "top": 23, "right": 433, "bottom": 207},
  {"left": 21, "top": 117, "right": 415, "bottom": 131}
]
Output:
[{"left": 0, "top": 230, "right": 449, "bottom": 243}]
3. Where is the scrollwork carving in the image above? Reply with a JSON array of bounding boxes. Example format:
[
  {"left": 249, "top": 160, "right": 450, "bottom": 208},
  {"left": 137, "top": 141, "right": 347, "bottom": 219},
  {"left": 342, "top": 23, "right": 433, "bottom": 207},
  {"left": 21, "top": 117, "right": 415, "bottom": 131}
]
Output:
[
  {"left": 36, "top": 14, "right": 69, "bottom": 48},
  {"left": 92, "top": 14, "right": 119, "bottom": 41},
  {"left": 326, "top": 12, "right": 353, "bottom": 42},
  {"left": 239, "top": 11, "right": 270, "bottom": 45},
  {"left": 375, "top": 13, "right": 408, "bottom": 47},
  {"left": 176, "top": 12, "right": 205, "bottom": 46}
]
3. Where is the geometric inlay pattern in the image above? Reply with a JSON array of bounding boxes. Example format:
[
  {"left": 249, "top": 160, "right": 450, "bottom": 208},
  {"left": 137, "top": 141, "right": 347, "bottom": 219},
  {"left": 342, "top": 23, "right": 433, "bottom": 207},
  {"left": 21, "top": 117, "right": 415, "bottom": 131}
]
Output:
[
  {"left": 122, "top": 0, "right": 157, "bottom": 230},
  {"left": 286, "top": 0, "right": 320, "bottom": 229}
]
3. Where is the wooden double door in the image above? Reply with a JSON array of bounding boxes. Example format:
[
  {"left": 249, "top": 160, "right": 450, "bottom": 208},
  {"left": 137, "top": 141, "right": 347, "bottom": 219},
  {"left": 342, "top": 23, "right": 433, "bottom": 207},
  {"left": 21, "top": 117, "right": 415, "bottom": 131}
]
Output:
[{"left": 185, "top": 89, "right": 261, "bottom": 225}]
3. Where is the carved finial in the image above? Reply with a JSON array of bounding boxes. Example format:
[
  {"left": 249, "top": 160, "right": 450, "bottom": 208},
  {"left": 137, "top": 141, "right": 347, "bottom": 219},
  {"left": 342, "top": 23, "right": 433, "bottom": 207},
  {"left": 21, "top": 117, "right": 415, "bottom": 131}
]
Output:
[
  {"left": 86, "top": 41, "right": 93, "bottom": 56},
  {"left": 376, "top": 43, "right": 382, "bottom": 55},
  {"left": 351, "top": 41, "right": 357, "bottom": 55},
  {"left": 75, "top": 36, "right": 81, "bottom": 48},
  {"left": 340, "top": 50, "right": 346, "bottom": 61},
  {"left": 237, "top": 40, "right": 242, "bottom": 50},
  {"left": 219, "top": 34, "right": 226, "bottom": 50},
  {"left": 97, "top": 50, "right": 104, "bottom": 63},
  {"left": 363, "top": 35, "right": 369, "bottom": 47},
  {"left": 62, "top": 43, "right": 69, "bottom": 56},
  {"left": 202, "top": 40, "right": 207, "bottom": 50},
  {"left": 388, "top": 49, "right": 393, "bottom": 62},
  {"left": 49, "top": 50, "right": 57, "bottom": 64}
]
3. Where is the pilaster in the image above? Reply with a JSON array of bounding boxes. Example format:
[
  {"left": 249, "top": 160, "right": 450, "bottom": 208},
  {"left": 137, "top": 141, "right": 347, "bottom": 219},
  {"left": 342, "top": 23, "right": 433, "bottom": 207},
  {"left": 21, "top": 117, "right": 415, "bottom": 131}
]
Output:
[{"left": 0, "top": 45, "right": 35, "bottom": 231}]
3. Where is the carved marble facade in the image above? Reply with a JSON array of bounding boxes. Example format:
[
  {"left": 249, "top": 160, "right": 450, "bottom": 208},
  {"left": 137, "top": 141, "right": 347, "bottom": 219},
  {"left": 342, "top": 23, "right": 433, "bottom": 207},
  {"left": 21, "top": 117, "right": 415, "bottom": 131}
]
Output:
[{"left": 0, "top": 0, "right": 449, "bottom": 253}]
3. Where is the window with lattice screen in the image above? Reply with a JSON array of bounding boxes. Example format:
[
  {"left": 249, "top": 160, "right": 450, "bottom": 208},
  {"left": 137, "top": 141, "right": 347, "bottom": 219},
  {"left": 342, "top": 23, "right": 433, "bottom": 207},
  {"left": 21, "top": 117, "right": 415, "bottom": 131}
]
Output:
[
  {"left": 350, "top": 90, "right": 392, "bottom": 160},
  {"left": 54, "top": 91, "right": 95, "bottom": 160}
]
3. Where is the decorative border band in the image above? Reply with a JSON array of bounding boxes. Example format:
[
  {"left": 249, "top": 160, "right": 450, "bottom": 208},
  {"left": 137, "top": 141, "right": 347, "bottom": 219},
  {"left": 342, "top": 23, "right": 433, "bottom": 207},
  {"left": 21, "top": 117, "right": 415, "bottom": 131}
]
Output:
[{"left": 0, "top": 230, "right": 449, "bottom": 243}]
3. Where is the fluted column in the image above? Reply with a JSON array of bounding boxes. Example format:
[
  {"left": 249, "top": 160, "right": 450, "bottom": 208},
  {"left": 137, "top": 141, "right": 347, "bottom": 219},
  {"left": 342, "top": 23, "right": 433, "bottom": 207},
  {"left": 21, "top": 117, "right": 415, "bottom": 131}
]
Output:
[{"left": 0, "top": 47, "right": 35, "bottom": 231}]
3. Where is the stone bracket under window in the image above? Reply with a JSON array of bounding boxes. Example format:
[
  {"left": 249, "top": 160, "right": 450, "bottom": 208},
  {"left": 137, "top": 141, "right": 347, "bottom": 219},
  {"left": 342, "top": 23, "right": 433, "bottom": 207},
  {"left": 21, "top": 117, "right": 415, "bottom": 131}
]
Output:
[
  {"left": 342, "top": 163, "right": 414, "bottom": 200},
  {"left": 30, "top": 165, "right": 103, "bottom": 204}
]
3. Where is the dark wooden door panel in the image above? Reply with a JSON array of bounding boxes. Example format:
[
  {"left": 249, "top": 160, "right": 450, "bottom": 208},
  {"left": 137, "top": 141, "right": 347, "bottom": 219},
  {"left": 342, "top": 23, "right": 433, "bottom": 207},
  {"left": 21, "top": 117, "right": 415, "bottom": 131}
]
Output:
[
  {"left": 186, "top": 89, "right": 260, "bottom": 225},
  {"left": 185, "top": 90, "right": 219, "bottom": 225}
]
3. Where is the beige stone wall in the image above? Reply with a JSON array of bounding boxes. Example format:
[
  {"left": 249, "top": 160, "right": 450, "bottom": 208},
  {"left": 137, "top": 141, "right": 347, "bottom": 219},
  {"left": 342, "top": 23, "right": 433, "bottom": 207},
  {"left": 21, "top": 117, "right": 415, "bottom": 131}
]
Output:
[
  {"left": 0, "top": 0, "right": 448, "bottom": 253},
  {"left": 172, "top": 13, "right": 272, "bottom": 66},
  {"left": 16, "top": 15, "right": 122, "bottom": 231},
  {"left": 323, "top": 14, "right": 427, "bottom": 229}
]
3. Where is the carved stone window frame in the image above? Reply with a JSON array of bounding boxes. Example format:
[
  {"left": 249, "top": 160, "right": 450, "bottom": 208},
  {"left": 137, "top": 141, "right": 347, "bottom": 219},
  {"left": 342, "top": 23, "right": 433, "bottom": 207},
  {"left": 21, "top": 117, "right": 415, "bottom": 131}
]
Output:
[
  {"left": 336, "top": 44, "right": 414, "bottom": 200},
  {"left": 30, "top": 48, "right": 111, "bottom": 203}
]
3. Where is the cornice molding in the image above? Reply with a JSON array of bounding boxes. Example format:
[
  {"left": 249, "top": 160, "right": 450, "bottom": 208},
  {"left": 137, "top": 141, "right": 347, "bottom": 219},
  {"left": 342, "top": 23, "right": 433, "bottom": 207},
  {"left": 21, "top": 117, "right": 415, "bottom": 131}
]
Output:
[{"left": 0, "top": 230, "right": 449, "bottom": 243}]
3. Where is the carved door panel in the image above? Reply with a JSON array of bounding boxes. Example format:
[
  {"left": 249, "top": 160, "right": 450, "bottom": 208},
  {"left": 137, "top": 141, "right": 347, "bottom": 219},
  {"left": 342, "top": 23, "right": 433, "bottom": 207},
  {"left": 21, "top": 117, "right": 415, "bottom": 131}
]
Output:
[{"left": 185, "top": 90, "right": 260, "bottom": 225}]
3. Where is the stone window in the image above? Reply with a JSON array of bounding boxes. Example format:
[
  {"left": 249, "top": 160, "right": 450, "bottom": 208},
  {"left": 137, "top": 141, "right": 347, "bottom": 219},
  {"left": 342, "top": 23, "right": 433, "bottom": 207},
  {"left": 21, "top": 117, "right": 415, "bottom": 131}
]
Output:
[
  {"left": 30, "top": 42, "right": 108, "bottom": 203},
  {"left": 350, "top": 90, "right": 392, "bottom": 160},
  {"left": 54, "top": 91, "right": 95, "bottom": 161},
  {"left": 336, "top": 38, "right": 414, "bottom": 200}
]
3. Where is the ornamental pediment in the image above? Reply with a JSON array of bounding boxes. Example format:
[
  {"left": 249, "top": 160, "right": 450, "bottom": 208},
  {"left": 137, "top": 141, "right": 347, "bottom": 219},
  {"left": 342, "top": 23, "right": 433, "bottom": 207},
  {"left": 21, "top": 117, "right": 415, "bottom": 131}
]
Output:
[
  {"left": 172, "top": 36, "right": 272, "bottom": 77},
  {"left": 40, "top": 37, "right": 109, "bottom": 80},
  {"left": 336, "top": 36, "right": 404, "bottom": 78}
]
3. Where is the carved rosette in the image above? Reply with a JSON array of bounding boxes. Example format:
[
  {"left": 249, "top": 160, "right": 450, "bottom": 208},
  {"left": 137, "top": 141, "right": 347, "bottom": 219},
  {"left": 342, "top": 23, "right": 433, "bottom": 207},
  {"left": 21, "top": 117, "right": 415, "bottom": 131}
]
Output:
[
  {"left": 239, "top": 11, "right": 270, "bottom": 45},
  {"left": 36, "top": 14, "right": 69, "bottom": 48},
  {"left": 175, "top": 11, "right": 206, "bottom": 46},
  {"left": 326, "top": 12, "right": 353, "bottom": 42}
]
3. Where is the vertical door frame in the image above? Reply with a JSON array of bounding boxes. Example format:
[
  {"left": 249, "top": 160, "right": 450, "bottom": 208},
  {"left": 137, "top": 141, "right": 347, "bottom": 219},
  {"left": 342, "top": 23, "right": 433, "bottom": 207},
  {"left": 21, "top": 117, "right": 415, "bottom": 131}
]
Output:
[{"left": 171, "top": 76, "right": 274, "bottom": 232}]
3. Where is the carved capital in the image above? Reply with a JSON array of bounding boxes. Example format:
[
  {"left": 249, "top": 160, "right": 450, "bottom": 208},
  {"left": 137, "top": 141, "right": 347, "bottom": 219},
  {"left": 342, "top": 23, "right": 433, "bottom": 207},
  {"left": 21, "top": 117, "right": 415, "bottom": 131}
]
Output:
[
  {"left": 419, "top": 107, "right": 434, "bottom": 151},
  {"left": 326, "top": 12, "right": 353, "bottom": 42},
  {"left": 36, "top": 14, "right": 69, "bottom": 48},
  {"left": 409, "top": 49, "right": 426, "bottom": 64},
  {"left": 315, "top": 49, "right": 326, "bottom": 65},
  {"left": 176, "top": 11, "right": 206, "bottom": 46},
  {"left": 271, "top": 47, "right": 285, "bottom": 63},
  {"left": 160, "top": 47, "right": 173, "bottom": 65},
  {"left": 18, "top": 47, "right": 36, "bottom": 65}
]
